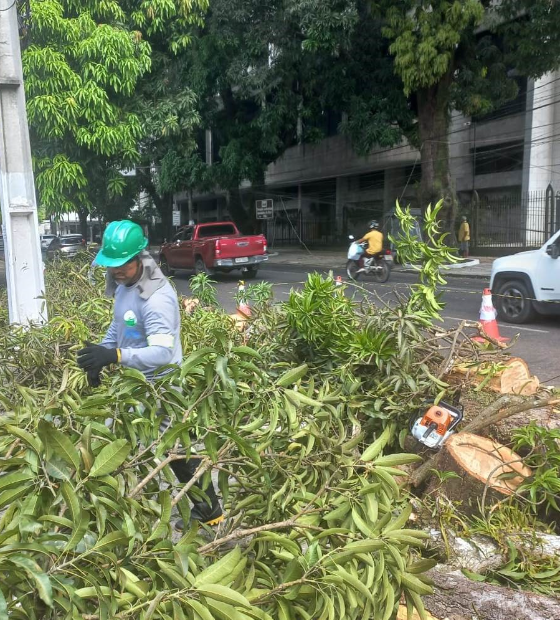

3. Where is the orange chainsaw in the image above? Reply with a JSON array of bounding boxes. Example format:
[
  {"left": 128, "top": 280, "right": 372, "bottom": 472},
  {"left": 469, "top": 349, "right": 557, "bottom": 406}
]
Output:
[{"left": 410, "top": 400, "right": 463, "bottom": 449}]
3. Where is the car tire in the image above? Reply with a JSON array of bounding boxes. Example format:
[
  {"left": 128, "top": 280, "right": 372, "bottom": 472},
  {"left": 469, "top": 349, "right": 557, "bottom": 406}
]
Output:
[
  {"left": 195, "top": 257, "right": 214, "bottom": 277},
  {"left": 244, "top": 266, "right": 259, "bottom": 279},
  {"left": 160, "top": 257, "right": 174, "bottom": 276},
  {"left": 494, "top": 279, "right": 536, "bottom": 324}
]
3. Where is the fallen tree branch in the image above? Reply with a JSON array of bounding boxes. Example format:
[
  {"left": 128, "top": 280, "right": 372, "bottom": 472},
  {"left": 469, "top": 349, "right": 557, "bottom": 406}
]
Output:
[
  {"left": 464, "top": 395, "right": 559, "bottom": 434},
  {"left": 425, "top": 564, "right": 560, "bottom": 620},
  {"left": 197, "top": 517, "right": 320, "bottom": 555}
]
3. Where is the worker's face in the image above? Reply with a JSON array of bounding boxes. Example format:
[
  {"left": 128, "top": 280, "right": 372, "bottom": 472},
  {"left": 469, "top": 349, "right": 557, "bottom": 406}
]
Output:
[{"left": 109, "top": 256, "right": 142, "bottom": 285}]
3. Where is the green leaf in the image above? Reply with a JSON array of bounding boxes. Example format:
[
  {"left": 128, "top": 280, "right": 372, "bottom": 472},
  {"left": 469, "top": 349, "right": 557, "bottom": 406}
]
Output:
[
  {"left": 186, "top": 599, "right": 215, "bottom": 620},
  {"left": 276, "top": 364, "right": 309, "bottom": 387},
  {"left": 194, "top": 547, "right": 242, "bottom": 586},
  {"left": 45, "top": 459, "right": 72, "bottom": 481},
  {"left": 38, "top": 420, "right": 81, "bottom": 470},
  {"left": 195, "top": 584, "right": 252, "bottom": 609},
  {"left": 9, "top": 555, "right": 53, "bottom": 607},
  {"left": 0, "top": 588, "right": 7, "bottom": 620},
  {"left": 89, "top": 439, "right": 130, "bottom": 477},
  {"left": 5, "top": 425, "right": 42, "bottom": 455},
  {"left": 147, "top": 491, "right": 172, "bottom": 542},
  {"left": 361, "top": 423, "right": 395, "bottom": 462},
  {"left": 461, "top": 569, "right": 487, "bottom": 582},
  {"left": 63, "top": 510, "right": 89, "bottom": 552},
  {"left": 61, "top": 482, "right": 81, "bottom": 524},
  {"left": 91, "top": 530, "right": 129, "bottom": 553},
  {"left": 0, "top": 485, "right": 30, "bottom": 509},
  {"left": 0, "top": 471, "right": 35, "bottom": 494}
]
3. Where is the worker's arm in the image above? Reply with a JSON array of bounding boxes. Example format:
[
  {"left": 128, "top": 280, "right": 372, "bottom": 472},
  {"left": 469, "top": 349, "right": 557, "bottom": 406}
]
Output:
[
  {"left": 119, "top": 293, "right": 179, "bottom": 373},
  {"left": 101, "top": 319, "right": 118, "bottom": 349}
]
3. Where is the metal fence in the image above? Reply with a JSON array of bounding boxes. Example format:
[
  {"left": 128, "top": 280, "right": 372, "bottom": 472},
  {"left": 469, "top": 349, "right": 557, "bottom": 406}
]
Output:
[
  {"left": 263, "top": 214, "right": 337, "bottom": 247},
  {"left": 471, "top": 185, "right": 560, "bottom": 251}
]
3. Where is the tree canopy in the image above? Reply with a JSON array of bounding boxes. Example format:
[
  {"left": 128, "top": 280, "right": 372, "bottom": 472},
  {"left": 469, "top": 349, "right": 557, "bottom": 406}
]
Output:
[{"left": 22, "top": 0, "right": 207, "bottom": 232}]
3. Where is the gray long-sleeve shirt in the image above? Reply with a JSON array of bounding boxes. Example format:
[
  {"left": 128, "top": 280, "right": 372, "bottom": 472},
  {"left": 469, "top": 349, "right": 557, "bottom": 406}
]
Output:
[{"left": 101, "top": 254, "right": 182, "bottom": 380}]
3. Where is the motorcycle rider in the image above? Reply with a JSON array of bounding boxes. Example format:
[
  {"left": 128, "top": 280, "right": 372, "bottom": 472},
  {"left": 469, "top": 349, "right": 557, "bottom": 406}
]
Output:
[
  {"left": 77, "top": 220, "right": 224, "bottom": 526},
  {"left": 358, "top": 220, "right": 384, "bottom": 265}
]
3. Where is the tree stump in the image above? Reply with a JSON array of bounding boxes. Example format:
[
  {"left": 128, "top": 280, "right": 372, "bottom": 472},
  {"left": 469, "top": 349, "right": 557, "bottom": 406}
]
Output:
[
  {"left": 431, "top": 432, "right": 531, "bottom": 514},
  {"left": 451, "top": 357, "right": 539, "bottom": 396}
]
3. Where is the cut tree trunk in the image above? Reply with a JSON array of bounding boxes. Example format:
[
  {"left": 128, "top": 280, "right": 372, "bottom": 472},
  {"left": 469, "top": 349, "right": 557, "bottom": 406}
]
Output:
[
  {"left": 425, "top": 565, "right": 560, "bottom": 620},
  {"left": 427, "top": 528, "right": 560, "bottom": 574},
  {"left": 429, "top": 432, "right": 531, "bottom": 515},
  {"left": 451, "top": 357, "right": 540, "bottom": 396}
]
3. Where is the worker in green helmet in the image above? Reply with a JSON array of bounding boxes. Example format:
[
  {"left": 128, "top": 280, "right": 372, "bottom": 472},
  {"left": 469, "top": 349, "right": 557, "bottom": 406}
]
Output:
[{"left": 77, "top": 221, "right": 224, "bottom": 526}]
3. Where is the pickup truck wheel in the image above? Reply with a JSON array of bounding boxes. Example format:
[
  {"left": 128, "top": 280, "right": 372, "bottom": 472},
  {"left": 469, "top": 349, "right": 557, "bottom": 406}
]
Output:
[
  {"left": 195, "top": 257, "right": 214, "bottom": 277},
  {"left": 160, "top": 257, "right": 174, "bottom": 276},
  {"left": 495, "top": 279, "right": 535, "bottom": 324},
  {"left": 244, "top": 266, "right": 259, "bottom": 279}
]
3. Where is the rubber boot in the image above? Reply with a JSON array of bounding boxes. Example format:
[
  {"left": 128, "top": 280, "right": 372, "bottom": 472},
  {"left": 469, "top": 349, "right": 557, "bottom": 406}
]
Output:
[{"left": 170, "top": 458, "right": 224, "bottom": 528}]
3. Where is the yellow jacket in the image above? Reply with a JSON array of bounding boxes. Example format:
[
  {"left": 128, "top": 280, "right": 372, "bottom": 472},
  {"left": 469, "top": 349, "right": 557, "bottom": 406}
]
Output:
[
  {"left": 360, "top": 230, "right": 383, "bottom": 255},
  {"left": 458, "top": 222, "right": 470, "bottom": 242}
]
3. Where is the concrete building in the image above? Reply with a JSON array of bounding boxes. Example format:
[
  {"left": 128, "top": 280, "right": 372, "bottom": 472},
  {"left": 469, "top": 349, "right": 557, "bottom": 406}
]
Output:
[{"left": 175, "top": 70, "right": 560, "bottom": 252}]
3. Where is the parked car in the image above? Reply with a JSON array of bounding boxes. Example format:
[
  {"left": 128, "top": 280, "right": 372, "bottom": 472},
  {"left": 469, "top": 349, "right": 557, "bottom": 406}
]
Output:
[
  {"left": 46, "top": 234, "right": 86, "bottom": 259},
  {"left": 160, "top": 222, "right": 268, "bottom": 278},
  {"left": 490, "top": 229, "right": 560, "bottom": 323},
  {"left": 40, "top": 234, "right": 59, "bottom": 251}
]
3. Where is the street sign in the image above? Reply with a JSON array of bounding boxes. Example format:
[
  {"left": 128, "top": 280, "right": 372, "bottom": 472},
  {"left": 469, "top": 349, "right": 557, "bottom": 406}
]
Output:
[
  {"left": 256, "top": 199, "right": 274, "bottom": 220},
  {"left": 172, "top": 210, "right": 181, "bottom": 226}
]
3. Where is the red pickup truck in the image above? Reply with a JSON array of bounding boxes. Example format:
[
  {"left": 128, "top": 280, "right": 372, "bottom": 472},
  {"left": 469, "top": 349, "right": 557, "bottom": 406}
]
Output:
[{"left": 159, "top": 222, "right": 268, "bottom": 278}]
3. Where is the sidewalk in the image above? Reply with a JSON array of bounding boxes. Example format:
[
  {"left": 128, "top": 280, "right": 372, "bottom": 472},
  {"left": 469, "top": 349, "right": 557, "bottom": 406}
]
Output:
[{"left": 266, "top": 247, "right": 494, "bottom": 279}]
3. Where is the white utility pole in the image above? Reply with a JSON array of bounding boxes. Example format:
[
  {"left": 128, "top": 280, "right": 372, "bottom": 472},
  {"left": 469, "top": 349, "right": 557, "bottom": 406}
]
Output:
[{"left": 0, "top": 4, "right": 47, "bottom": 324}]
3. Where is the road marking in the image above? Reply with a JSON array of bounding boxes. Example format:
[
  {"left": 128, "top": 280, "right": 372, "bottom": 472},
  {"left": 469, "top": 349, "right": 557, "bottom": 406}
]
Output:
[{"left": 443, "top": 316, "right": 550, "bottom": 334}]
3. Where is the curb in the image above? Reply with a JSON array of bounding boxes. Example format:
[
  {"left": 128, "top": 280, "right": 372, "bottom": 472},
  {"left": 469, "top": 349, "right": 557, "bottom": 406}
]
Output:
[{"left": 393, "top": 267, "right": 490, "bottom": 280}]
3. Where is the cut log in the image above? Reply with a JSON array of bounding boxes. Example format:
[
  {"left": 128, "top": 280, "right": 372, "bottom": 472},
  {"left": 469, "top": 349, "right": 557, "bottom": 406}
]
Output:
[
  {"left": 427, "top": 529, "right": 505, "bottom": 574},
  {"left": 428, "top": 528, "right": 560, "bottom": 574},
  {"left": 451, "top": 357, "right": 539, "bottom": 396},
  {"left": 489, "top": 405, "right": 560, "bottom": 445},
  {"left": 425, "top": 565, "right": 560, "bottom": 620},
  {"left": 430, "top": 432, "right": 531, "bottom": 514}
]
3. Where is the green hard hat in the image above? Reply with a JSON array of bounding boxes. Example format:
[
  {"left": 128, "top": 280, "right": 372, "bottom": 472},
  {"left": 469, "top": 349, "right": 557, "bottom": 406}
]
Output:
[{"left": 96, "top": 221, "right": 148, "bottom": 267}]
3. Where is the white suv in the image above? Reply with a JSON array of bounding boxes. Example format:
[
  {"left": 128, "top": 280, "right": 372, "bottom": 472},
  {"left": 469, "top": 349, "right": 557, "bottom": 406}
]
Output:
[{"left": 490, "top": 230, "right": 560, "bottom": 324}]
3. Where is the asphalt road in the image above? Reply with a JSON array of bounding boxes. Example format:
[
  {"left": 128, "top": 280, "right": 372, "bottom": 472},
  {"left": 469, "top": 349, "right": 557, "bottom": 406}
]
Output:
[{"left": 170, "top": 263, "right": 560, "bottom": 387}]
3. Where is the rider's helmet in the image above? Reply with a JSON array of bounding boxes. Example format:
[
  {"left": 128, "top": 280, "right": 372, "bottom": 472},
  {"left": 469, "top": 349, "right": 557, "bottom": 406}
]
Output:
[
  {"left": 369, "top": 220, "right": 380, "bottom": 230},
  {"left": 95, "top": 221, "right": 148, "bottom": 267}
]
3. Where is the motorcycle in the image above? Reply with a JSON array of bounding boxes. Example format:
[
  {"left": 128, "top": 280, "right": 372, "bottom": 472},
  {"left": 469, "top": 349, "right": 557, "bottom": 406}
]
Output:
[{"left": 346, "top": 235, "right": 391, "bottom": 283}]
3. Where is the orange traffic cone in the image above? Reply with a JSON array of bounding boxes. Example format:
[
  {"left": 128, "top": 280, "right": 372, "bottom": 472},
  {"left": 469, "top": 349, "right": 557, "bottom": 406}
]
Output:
[
  {"left": 335, "top": 275, "right": 343, "bottom": 287},
  {"left": 236, "top": 280, "right": 252, "bottom": 318},
  {"left": 472, "top": 288, "right": 508, "bottom": 344}
]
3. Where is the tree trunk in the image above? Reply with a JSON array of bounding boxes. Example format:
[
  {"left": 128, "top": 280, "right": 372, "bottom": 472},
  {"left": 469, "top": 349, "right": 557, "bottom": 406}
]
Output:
[
  {"left": 416, "top": 69, "right": 458, "bottom": 241},
  {"left": 227, "top": 187, "right": 254, "bottom": 233},
  {"left": 425, "top": 565, "right": 560, "bottom": 620},
  {"left": 77, "top": 208, "right": 89, "bottom": 241}
]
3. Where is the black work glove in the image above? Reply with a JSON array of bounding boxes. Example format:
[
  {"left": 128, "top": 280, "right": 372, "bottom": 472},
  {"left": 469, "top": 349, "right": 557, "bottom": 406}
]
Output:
[
  {"left": 86, "top": 367, "right": 102, "bottom": 387},
  {"left": 77, "top": 342, "right": 118, "bottom": 370}
]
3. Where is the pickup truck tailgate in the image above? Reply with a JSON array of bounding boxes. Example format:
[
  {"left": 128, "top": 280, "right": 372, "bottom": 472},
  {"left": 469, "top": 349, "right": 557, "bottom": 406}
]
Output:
[{"left": 214, "top": 235, "right": 266, "bottom": 259}]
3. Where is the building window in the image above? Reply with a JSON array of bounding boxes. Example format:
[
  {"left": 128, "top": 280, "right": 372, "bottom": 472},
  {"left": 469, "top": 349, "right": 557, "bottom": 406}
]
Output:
[
  {"left": 403, "top": 164, "right": 422, "bottom": 184},
  {"left": 473, "top": 141, "right": 524, "bottom": 175},
  {"left": 358, "top": 170, "right": 384, "bottom": 191}
]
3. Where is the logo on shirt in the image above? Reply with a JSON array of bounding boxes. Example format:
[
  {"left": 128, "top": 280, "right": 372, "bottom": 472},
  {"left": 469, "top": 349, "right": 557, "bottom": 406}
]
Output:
[{"left": 124, "top": 310, "right": 137, "bottom": 326}]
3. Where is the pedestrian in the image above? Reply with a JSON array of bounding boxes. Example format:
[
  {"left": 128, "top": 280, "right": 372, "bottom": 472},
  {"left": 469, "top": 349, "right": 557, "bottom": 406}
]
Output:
[
  {"left": 458, "top": 215, "right": 470, "bottom": 258},
  {"left": 76, "top": 220, "right": 224, "bottom": 526}
]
